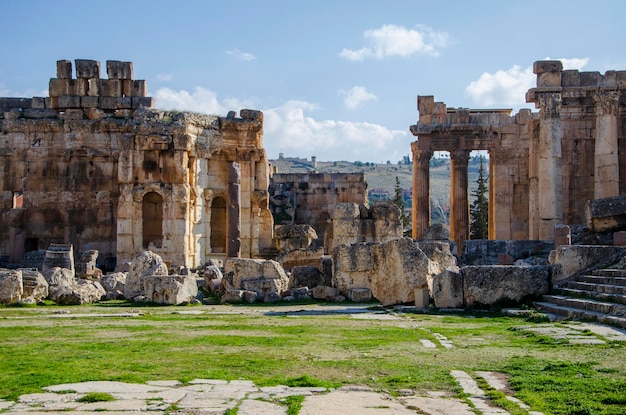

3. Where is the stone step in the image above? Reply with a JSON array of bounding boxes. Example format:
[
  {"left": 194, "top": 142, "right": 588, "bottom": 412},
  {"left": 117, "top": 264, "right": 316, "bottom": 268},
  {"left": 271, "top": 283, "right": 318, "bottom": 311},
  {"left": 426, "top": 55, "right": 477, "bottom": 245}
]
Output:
[
  {"left": 557, "top": 287, "right": 626, "bottom": 306},
  {"left": 541, "top": 295, "right": 626, "bottom": 316},
  {"left": 576, "top": 274, "right": 626, "bottom": 286},
  {"left": 534, "top": 302, "right": 626, "bottom": 329},
  {"left": 592, "top": 269, "right": 626, "bottom": 278},
  {"left": 566, "top": 281, "right": 626, "bottom": 295}
]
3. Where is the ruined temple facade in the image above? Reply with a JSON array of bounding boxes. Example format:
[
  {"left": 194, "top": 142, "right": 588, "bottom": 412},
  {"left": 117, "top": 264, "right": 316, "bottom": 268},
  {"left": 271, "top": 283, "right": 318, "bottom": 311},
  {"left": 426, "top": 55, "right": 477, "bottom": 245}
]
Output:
[
  {"left": 0, "top": 59, "right": 273, "bottom": 268},
  {"left": 411, "top": 60, "right": 626, "bottom": 253}
]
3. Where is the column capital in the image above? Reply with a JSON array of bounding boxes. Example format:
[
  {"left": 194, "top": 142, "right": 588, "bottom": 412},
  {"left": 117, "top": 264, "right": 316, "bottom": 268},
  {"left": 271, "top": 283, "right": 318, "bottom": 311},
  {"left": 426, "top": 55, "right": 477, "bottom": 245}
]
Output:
[
  {"left": 450, "top": 148, "right": 471, "bottom": 165},
  {"left": 593, "top": 90, "right": 619, "bottom": 116},
  {"left": 411, "top": 148, "right": 433, "bottom": 166},
  {"left": 537, "top": 92, "right": 562, "bottom": 119}
]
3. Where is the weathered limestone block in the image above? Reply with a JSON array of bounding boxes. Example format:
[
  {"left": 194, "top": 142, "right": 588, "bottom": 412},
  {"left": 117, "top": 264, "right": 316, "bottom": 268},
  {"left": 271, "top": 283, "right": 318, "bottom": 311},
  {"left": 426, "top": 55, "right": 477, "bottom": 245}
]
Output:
[
  {"left": 274, "top": 224, "right": 318, "bottom": 252},
  {"left": 125, "top": 251, "right": 168, "bottom": 300},
  {"left": 431, "top": 267, "right": 463, "bottom": 308},
  {"left": 0, "top": 269, "right": 23, "bottom": 305},
  {"left": 75, "top": 59, "right": 100, "bottom": 79},
  {"left": 224, "top": 258, "right": 289, "bottom": 296},
  {"left": 20, "top": 268, "right": 49, "bottom": 302},
  {"left": 276, "top": 245, "right": 324, "bottom": 272},
  {"left": 202, "top": 264, "right": 223, "bottom": 294},
  {"left": 370, "top": 202, "right": 403, "bottom": 240},
  {"left": 370, "top": 238, "right": 433, "bottom": 306},
  {"left": 290, "top": 266, "right": 324, "bottom": 289},
  {"left": 310, "top": 285, "right": 337, "bottom": 301},
  {"left": 586, "top": 195, "right": 626, "bottom": 232},
  {"left": 52, "top": 279, "right": 106, "bottom": 305},
  {"left": 57, "top": 60, "right": 72, "bottom": 79},
  {"left": 76, "top": 250, "right": 99, "bottom": 279},
  {"left": 221, "top": 289, "right": 245, "bottom": 304},
  {"left": 348, "top": 287, "right": 372, "bottom": 302},
  {"left": 106, "top": 61, "right": 134, "bottom": 80},
  {"left": 100, "top": 272, "right": 127, "bottom": 300},
  {"left": 333, "top": 238, "right": 433, "bottom": 306},
  {"left": 418, "top": 240, "right": 456, "bottom": 291},
  {"left": 463, "top": 266, "right": 550, "bottom": 306},
  {"left": 45, "top": 267, "right": 75, "bottom": 288},
  {"left": 142, "top": 275, "right": 198, "bottom": 305},
  {"left": 550, "top": 245, "right": 626, "bottom": 283},
  {"left": 414, "top": 287, "right": 430, "bottom": 308}
]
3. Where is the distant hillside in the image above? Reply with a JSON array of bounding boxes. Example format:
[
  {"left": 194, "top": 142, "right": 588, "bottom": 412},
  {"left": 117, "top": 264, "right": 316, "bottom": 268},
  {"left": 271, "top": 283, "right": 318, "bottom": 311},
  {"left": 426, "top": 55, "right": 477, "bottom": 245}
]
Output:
[{"left": 270, "top": 157, "right": 486, "bottom": 212}]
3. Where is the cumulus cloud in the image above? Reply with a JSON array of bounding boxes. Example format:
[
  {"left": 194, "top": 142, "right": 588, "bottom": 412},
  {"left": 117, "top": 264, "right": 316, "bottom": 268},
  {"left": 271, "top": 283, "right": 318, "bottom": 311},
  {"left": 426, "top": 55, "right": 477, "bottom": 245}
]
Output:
[
  {"left": 153, "top": 87, "right": 408, "bottom": 161},
  {"left": 465, "top": 57, "right": 590, "bottom": 107},
  {"left": 339, "top": 86, "right": 378, "bottom": 110},
  {"left": 0, "top": 82, "right": 47, "bottom": 98},
  {"left": 226, "top": 49, "right": 257, "bottom": 61},
  {"left": 340, "top": 24, "right": 448, "bottom": 61},
  {"left": 154, "top": 87, "right": 253, "bottom": 115},
  {"left": 263, "top": 100, "right": 408, "bottom": 161}
]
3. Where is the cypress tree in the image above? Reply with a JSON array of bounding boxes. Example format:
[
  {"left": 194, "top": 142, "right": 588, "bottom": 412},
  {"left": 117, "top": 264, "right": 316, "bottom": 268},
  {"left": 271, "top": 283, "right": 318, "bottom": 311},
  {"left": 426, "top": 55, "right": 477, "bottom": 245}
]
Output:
[{"left": 470, "top": 157, "right": 489, "bottom": 239}]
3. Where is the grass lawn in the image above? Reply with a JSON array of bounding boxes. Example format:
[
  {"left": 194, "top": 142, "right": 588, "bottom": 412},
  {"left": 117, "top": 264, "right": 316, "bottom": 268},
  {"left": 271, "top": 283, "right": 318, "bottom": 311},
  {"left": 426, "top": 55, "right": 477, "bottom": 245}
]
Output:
[{"left": 1, "top": 303, "right": 625, "bottom": 414}]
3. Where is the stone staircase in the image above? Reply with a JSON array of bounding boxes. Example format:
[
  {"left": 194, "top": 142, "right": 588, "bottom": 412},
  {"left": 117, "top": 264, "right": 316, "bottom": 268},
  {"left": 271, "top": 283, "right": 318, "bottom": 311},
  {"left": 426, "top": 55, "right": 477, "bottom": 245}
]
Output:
[{"left": 535, "top": 269, "right": 626, "bottom": 329}]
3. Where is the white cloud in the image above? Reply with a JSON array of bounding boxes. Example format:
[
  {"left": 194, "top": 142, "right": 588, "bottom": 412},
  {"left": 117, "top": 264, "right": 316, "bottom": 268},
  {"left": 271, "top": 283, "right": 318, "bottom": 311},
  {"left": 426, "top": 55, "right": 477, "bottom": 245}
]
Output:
[
  {"left": 340, "top": 24, "right": 448, "bottom": 61},
  {"left": 340, "top": 86, "right": 378, "bottom": 110},
  {"left": 465, "top": 65, "right": 534, "bottom": 107},
  {"left": 155, "top": 73, "right": 173, "bottom": 82},
  {"left": 153, "top": 87, "right": 408, "bottom": 162},
  {"left": 465, "top": 57, "right": 590, "bottom": 107},
  {"left": 263, "top": 100, "right": 408, "bottom": 161},
  {"left": 154, "top": 87, "right": 254, "bottom": 115},
  {"left": 0, "top": 82, "right": 47, "bottom": 98},
  {"left": 226, "top": 49, "right": 257, "bottom": 61}
]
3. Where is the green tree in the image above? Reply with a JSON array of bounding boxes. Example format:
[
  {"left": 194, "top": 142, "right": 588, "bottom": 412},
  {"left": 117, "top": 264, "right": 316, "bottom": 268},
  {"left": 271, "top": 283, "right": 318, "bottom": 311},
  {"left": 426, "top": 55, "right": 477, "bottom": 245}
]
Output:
[
  {"left": 393, "top": 176, "right": 410, "bottom": 230},
  {"left": 470, "top": 157, "right": 489, "bottom": 239}
]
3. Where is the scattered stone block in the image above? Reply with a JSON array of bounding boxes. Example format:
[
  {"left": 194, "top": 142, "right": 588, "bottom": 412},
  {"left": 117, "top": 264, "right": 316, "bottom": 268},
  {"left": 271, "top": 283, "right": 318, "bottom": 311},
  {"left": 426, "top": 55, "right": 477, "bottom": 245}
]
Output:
[
  {"left": 414, "top": 288, "right": 429, "bottom": 308},
  {"left": 586, "top": 195, "right": 626, "bottom": 232},
  {"left": 432, "top": 267, "right": 463, "bottom": 308},
  {"left": 554, "top": 224, "right": 571, "bottom": 246},
  {"left": 348, "top": 287, "right": 371, "bottom": 302},
  {"left": 0, "top": 269, "right": 23, "bottom": 305},
  {"left": 106, "top": 60, "right": 134, "bottom": 80},
  {"left": 56, "top": 60, "right": 72, "bottom": 79},
  {"left": 463, "top": 265, "right": 550, "bottom": 306}
]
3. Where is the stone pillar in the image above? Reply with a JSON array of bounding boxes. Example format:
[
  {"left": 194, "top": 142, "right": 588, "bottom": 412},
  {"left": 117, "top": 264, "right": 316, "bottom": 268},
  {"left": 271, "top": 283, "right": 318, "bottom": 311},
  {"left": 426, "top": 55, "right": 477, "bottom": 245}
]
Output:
[
  {"left": 411, "top": 143, "right": 432, "bottom": 240},
  {"left": 450, "top": 148, "right": 471, "bottom": 255},
  {"left": 488, "top": 150, "right": 496, "bottom": 240},
  {"left": 593, "top": 90, "right": 620, "bottom": 199},
  {"left": 227, "top": 162, "right": 241, "bottom": 258},
  {"left": 536, "top": 93, "right": 562, "bottom": 240}
]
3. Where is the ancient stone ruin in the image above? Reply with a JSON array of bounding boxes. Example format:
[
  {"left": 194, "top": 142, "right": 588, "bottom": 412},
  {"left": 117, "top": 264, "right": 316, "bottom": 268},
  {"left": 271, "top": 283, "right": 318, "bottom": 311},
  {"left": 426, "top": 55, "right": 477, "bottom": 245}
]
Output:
[
  {"left": 1, "top": 58, "right": 626, "bottom": 327},
  {"left": 0, "top": 59, "right": 273, "bottom": 270}
]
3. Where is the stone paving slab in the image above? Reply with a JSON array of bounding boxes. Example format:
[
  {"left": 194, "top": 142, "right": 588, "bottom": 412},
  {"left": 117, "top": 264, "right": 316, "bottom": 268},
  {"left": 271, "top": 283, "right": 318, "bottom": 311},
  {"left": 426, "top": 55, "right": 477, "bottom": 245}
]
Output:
[
  {"left": 3, "top": 375, "right": 541, "bottom": 415},
  {"left": 401, "top": 396, "right": 475, "bottom": 415}
]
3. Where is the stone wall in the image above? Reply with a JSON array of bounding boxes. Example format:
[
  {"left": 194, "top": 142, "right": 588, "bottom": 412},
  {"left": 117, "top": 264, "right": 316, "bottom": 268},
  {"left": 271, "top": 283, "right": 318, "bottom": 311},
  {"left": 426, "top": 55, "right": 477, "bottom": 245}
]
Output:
[
  {"left": 411, "top": 60, "right": 626, "bottom": 247},
  {"left": 269, "top": 173, "right": 367, "bottom": 238},
  {"left": 0, "top": 59, "right": 274, "bottom": 268}
]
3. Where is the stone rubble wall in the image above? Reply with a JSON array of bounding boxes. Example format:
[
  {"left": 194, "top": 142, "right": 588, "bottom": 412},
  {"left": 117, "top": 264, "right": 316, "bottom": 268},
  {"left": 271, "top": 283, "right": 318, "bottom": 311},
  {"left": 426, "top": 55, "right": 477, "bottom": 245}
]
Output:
[{"left": 269, "top": 172, "right": 367, "bottom": 238}]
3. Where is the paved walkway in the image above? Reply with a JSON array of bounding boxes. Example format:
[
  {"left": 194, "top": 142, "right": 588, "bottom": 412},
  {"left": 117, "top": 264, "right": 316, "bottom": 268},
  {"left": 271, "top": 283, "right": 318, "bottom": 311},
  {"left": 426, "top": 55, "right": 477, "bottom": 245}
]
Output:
[{"left": 0, "top": 369, "right": 547, "bottom": 415}]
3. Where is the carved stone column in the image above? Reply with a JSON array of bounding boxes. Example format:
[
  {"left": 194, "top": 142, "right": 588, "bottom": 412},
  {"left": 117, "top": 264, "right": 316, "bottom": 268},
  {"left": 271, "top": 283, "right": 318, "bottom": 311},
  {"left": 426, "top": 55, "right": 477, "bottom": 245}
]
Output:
[
  {"left": 537, "top": 93, "right": 562, "bottom": 240},
  {"left": 227, "top": 161, "right": 241, "bottom": 258},
  {"left": 411, "top": 143, "right": 432, "bottom": 240},
  {"left": 450, "top": 148, "right": 471, "bottom": 255},
  {"left": 593, "top": 90, "right": 620, "bottom": 199}
]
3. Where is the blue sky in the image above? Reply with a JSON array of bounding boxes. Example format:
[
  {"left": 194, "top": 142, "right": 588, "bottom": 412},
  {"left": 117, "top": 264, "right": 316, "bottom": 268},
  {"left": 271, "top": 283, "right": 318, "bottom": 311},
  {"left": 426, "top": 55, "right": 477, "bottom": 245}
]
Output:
[{"left": 1, "top": 1, "right": 625, "bottom": 162}]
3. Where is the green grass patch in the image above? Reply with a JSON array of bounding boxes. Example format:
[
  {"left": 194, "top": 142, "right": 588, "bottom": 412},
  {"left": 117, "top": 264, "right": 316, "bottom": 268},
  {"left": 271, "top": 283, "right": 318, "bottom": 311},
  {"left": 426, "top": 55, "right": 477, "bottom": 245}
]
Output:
[
  {"left": 285, "top": 395, "right": 304, "bottom": 415},
  {"left": 0, "top": 305, "right": 625, "bottom": 415},
  {"left": 76, "top": 392, "right": 115, "bottom": 403}
]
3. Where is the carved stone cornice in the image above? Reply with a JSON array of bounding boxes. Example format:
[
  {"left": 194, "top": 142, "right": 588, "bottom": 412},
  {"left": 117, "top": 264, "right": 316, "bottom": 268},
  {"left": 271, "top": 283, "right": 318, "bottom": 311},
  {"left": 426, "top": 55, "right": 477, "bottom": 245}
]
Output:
[
  {"left": 593, "top": 90, "right": 619, "bottom": 116},
  {"left": 537, "top": 93, "right": 562, "bottom": 119}
]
